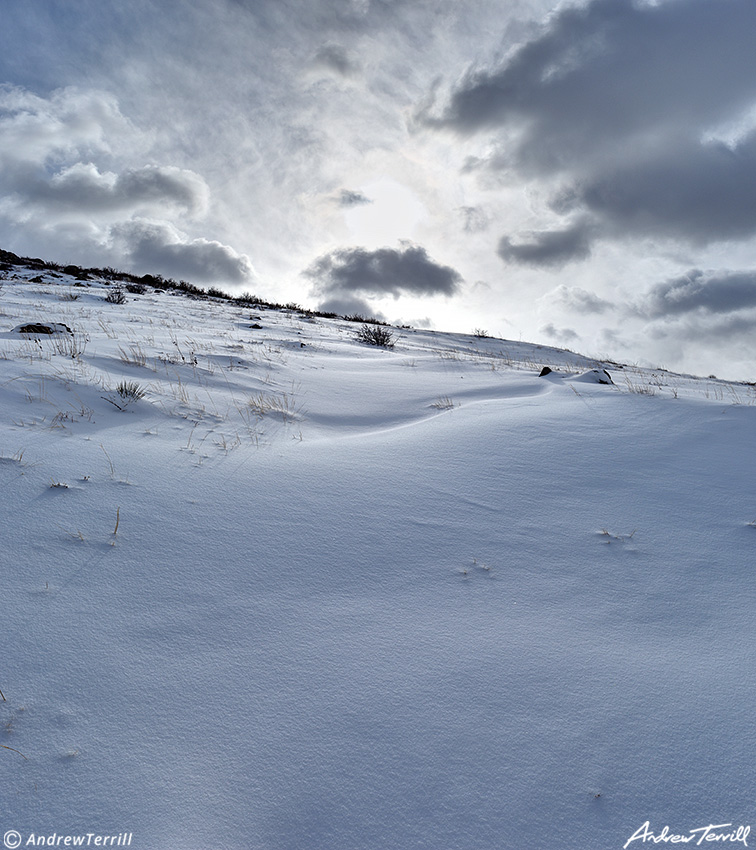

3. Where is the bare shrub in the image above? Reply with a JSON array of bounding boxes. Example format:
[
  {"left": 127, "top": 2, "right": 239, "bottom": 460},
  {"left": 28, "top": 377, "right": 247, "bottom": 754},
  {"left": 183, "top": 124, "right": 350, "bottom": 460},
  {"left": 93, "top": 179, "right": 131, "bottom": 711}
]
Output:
[
  {"left": 356, "top": 325, "right": 395, "bottom": 348},
  {"left": 105, "top": 285, "right": 126, "bottom": 304}
]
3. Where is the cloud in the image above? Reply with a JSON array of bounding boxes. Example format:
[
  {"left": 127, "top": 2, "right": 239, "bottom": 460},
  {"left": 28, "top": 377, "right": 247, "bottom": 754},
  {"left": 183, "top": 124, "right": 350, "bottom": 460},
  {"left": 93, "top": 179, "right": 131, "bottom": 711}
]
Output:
[
  {"left": 0, "top": 86, "right": 208, "bottom": 222},
  {"left": 641, "top": 311, "right": 756, "bottom": 363},
  {"left": 0, "top": 84, "right": 257, "bottom": 285},
  {"left": 112, "top": 220, "right": 256, "bottom": 284},
  {"left": 574, "top": 134, "right": 756, "bottom": 244},
  {"left": 540, "top": 323, "right": 579, "bottom": 344},
  {"left": 336, "top": 189, "right": 372, "bottom": 207},
  {"left": 317, "top": 295, "right": 383, "bottom": 319},
  {"left": 437, "top": 0, "right": 756, "bottom": 158},
  {"left": 312, "top": 44, "right": 361, "bottom": 77},
  {"left": 639, "top": 269, "right": 756, "bottom": 318},
  {"left": 498, "top": 220, "right": 593, "bottom": 267},
  {"left": 22, "top": 163, "right": 209, "bottom": 218},
  {"left": 0, "top": 84, "right": 132, "bottom": 165},
  {"left": 303, "top": 242, "right": 463, "bottom": 299},
  {"left": 430, "top": 0, "right": 756, "bottom": 254},
  {"left": 551, "top": 285, "right": 614, "bottom": 314},
  {"left": 458, "top": 205, "right": 489, "bottom": 233}
]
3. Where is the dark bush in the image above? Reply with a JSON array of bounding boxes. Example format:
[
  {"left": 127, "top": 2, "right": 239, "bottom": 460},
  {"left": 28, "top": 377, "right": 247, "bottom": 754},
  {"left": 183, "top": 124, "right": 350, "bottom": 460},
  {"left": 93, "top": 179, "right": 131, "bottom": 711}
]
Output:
[
  {"left": 105, "top": 285, "right": 126, "bottom": 304},
  {"left": 356, "top": 324, "right": 395, "bottom": 348}
]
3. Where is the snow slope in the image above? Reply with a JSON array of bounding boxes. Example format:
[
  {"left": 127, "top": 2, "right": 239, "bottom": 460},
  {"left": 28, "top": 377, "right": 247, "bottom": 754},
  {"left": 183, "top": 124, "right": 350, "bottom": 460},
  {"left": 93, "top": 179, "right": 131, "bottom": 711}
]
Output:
[{"left": 1, "top": 264, "right": 755, "bottom": 850}]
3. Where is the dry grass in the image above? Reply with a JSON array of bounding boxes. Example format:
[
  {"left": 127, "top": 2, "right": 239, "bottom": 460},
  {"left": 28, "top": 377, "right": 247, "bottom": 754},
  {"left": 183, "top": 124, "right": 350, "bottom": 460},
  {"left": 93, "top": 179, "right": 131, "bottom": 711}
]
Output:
[
  {"left": 118, "top": 343, "right": 148, "bottom": 367},
  {"left": 245, "top": 391, "right": 300, "bottom": 422}
]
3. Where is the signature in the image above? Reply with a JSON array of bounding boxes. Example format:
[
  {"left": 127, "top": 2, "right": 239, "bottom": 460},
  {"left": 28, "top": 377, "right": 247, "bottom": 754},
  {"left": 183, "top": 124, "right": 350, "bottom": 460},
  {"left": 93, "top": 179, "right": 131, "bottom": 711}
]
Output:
[{"left": 624, "top": 821, "right": 750, "bottom": 848}]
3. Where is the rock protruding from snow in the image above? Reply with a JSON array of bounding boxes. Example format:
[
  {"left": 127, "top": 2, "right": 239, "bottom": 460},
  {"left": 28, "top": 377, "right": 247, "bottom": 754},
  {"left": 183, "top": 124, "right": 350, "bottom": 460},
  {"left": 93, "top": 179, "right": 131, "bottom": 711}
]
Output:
[
  {"left": 12, "top": 322, "right": 73, "bottom": 335},
  {"left": 572, "top": 368, "right": 613, "bottom": 384}
]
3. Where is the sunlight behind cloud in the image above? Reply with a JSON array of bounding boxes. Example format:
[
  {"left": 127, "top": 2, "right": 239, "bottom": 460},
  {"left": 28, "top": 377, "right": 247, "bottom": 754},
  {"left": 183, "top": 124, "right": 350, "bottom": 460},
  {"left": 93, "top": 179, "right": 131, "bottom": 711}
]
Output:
[{"left": 344, "top": 177, "right": 427, "bottom": 246}]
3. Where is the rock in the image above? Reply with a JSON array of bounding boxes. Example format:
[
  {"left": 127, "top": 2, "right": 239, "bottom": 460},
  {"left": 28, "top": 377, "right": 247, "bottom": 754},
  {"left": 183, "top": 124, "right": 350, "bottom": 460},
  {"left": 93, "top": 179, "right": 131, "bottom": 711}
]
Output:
[
  {"left": 539, "top": 366, "right": 553, "bottom": 376},
  {"left": 13, "top": 322, "right": 73, "bottom": 335},
  {"left": 572, "top": 368, "right": 614, "bottom": 385}
]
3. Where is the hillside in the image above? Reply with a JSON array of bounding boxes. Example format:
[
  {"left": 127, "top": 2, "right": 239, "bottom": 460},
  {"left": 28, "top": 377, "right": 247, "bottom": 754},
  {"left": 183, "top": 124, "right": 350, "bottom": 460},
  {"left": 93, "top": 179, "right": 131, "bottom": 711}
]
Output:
[{"left": 1, "top": 257, "right": 755, "bottom": 849}]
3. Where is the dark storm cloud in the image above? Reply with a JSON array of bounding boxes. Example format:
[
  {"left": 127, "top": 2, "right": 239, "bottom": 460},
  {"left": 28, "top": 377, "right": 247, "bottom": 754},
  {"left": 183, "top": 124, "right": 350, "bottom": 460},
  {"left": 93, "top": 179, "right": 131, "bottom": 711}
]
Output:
[
  {"left": 574, "top": 134, "right": 756, "bottom": 244},
  {"left": 640, "top": 269, "right": 756, "bottom": 318},
  {"left": 438, "top": 0, "right": 756, "bottom": 156},
  {"left": 304, "top": 243, "right": 463, "bottom": 299},
  {"left": 113, "top": 220, "right": 255, "bottom": 284},
  {"left": 498, "top": 220, "right": 592, "bottom": 267},
  {"left": 430, "top": 0, "right": 756, "bottom": 256},
  {"left": 337, "top": 189, "right": 372, "bottom": 207}
]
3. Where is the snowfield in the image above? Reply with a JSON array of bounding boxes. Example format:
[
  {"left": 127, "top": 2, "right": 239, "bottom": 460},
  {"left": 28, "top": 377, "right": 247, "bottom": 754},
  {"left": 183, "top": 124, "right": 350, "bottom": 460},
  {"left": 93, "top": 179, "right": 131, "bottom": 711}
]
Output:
[{"left": 1, "top": 262, "right": 755, "bottom": 850}]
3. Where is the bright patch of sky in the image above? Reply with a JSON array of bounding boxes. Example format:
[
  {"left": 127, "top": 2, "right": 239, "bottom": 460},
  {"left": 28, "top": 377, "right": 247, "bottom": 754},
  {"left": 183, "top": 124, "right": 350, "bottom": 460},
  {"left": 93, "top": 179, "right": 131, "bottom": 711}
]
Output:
[{"left": 343, "top": 178, "right": 428, "bottom": 247}]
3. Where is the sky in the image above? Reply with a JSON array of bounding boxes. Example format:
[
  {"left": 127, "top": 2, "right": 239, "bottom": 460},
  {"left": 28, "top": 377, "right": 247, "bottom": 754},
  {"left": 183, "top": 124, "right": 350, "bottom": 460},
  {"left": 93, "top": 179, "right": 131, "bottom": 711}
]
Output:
[{"left": 2, "top": 0, "right": 756, "bottom": 380}]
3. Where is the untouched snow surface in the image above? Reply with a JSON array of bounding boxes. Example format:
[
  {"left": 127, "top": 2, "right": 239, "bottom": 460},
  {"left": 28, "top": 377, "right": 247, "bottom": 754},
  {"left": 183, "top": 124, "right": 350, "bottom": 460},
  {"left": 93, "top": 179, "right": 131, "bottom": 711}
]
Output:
[{"left": 1, "top": 267, "right": 755, "bottom": 849}]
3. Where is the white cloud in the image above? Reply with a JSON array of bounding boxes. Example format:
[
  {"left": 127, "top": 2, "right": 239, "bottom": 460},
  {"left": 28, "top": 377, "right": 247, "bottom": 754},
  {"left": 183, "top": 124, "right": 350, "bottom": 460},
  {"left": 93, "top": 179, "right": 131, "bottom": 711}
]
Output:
[{"left": 0, "top": 84, "right": 133, "bottom": 164}]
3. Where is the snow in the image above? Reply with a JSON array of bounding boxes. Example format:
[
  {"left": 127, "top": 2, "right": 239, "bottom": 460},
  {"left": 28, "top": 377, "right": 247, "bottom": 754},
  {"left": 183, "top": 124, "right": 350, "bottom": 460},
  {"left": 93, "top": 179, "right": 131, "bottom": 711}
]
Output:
[{"left": 1, "top": 265, "right": 755, "bottom": 849}]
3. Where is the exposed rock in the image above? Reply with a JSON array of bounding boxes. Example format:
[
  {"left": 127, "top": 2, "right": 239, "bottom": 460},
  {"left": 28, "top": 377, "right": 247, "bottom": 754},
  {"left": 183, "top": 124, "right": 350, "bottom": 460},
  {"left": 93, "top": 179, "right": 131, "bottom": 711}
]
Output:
[
  {"left": 572, "top": 368, "right": 614, "bottom": 385},
  {"left": 13, "top": 322, "right": 73, "bottom": 335}
]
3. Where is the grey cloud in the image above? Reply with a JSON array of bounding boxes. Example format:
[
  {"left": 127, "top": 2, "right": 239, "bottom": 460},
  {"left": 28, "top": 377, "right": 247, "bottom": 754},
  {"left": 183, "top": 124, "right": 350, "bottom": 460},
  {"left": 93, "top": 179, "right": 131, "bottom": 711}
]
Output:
[
  {"left": 0, "top": 87, "right": 207, "bottom": 222},
  {"left": 640, "top": 269, "right": 756, "bottom": 318},
  {"left": 0, "top": 83, "right": 252, "bottom": 284},
  {"left": 113, "top": 220, "right": 255, "bottom": 284},
  {"left": 643, "top": 311, "right": 756, "bottom": 355},
  {"left": 318, "top": 295, "right": 383, "bottom": 319},
  {"left": 458, "top": 205, "right": 489, "bottom": 233},
  {"left": 337, "top": 189, "right": 372, "bottom": 207},
  {"left": 540, "top": 323, "right": 579, "bottom": 344},
  {"left": 432, "top": 0, "right": 756, "bottom": 249},
  {"left": 552, "top": 285, "right": 613, "bottom": 314},
  {"left": 437, "top": 0, "right": 756, "bottom": 160},
  {"left": 498, "top": 221, "right": 592, "bottom": 267},
  {"left": 24, "top": 163, "right": 209, "bottom": 217},
  {"left": 304, "top": 243, "right": 463, "bottom": 299},
  {"left": 576, "top": 134, "right": 756, "bottom": 244},
  {"left": 312, "top": 44, "right": 360, "bottom": 77}
]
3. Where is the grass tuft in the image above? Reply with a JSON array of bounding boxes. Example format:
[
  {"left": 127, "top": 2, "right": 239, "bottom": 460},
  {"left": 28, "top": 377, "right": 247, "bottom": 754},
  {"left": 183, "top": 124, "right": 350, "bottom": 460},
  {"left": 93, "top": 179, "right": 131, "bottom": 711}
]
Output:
[{"left": 116, "top": 381, "right": 146, "bottom": 402}]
